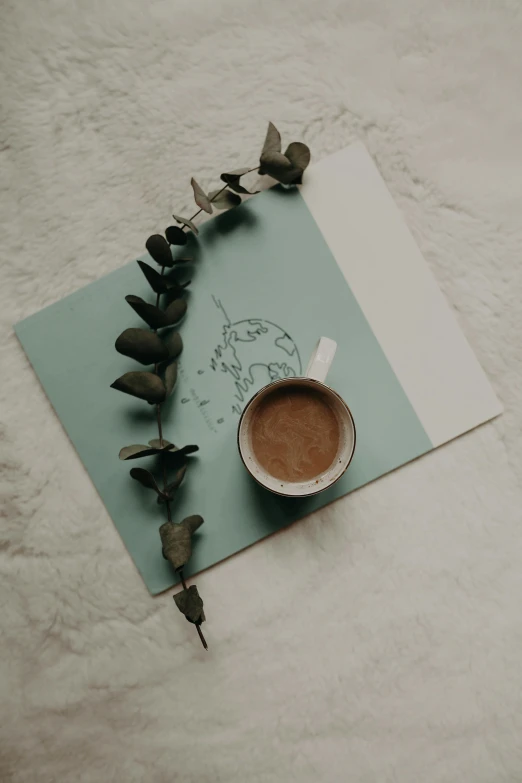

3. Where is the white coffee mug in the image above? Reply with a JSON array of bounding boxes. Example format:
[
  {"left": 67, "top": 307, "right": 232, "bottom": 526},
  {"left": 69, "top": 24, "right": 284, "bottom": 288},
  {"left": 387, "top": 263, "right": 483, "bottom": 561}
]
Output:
[{"left": 238, "top": 337, "right": 356, "bottom": 497}]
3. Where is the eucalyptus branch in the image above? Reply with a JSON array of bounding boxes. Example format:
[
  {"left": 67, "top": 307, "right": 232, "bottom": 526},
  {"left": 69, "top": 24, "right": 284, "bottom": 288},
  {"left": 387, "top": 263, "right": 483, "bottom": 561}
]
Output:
[
  {"left": 111, "top": 122, "right": 310, "bottom": 652},
  {"left": 152, "top": 266, "right": 206, "bottom": 648}
]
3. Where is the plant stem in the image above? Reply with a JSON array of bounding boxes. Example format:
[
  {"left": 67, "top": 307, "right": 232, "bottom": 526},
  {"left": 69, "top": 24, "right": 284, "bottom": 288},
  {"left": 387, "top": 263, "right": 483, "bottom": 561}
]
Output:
[
  {"left": 155, "top": 402, "right": 170, "bottom": 522},
  {"left": 195, "top": 623, "right": 208, "bottom": 651},
  {"left": 153, "top": 270, "right": 171, "bottom": 519}
]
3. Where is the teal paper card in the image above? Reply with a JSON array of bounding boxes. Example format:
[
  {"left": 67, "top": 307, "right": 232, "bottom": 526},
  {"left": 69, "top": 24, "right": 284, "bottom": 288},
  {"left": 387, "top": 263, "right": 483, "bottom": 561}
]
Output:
[{"left": 15, "top": 188, "right": 432, "bottom": 594}]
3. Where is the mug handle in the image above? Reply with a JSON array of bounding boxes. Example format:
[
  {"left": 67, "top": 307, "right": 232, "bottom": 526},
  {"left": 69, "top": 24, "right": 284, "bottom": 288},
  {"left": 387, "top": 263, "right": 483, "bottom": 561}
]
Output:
[{"left": 305, "top": 337, "right": 337, "bottom": 384}]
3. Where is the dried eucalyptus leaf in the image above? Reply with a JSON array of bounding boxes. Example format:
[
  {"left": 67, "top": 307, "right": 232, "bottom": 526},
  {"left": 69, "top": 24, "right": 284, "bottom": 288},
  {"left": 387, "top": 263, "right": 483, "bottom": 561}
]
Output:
[
  {"left": 183, "top": 514, "right": 204, "bottom": 535},
  {"left": 162, "top": 287, "right": 187, "bottom": 310},
  {"left": 139, "top": 261, "right": 188, "bottom": 297},
  {"left": 220, "top": 180, "right": 251, "bottom": 195},
  {"left": 259, "top": 150, "right": 299, "bottom": 183},
  {"left": 170, "top": 466, "right": 188, "bottom": 493},
  {"left": 164, "top": 361, "right": 178, "bottom": 396},
  {"left": 165, "top": 225, "right": 188, "bottom": 246},
  {"left": 126, "top": 295, "right": 185, "bottom": 329},
  {"left": 261, "top": 121, "right": 282, "bottom": 157},
  {"left": 160, "top": 515, "right": 204, "bottom": 571},
  {"left": 222, "top": 166, "right": 251, "bottom": 178},
  {"left": 119, "top": 442, "right": 175, "bottom": 460},
  {"left": 129, "top": 467, "right": 164, "bottom": 497},
  {"left": 191, "top": 178, "right": 213, "bottom": 214},
  {"left": 115, "top": 328, "right": 168, "bottom": 365},
  {"left": 163, "top": 281, "right": 191, "bottom": 306},
  {"left": 159, "top": 522, "right": 192, "bottom": 570},
  {"left": 270, "top": 162, "right": 304, "bottom": 185},
  {"left": 164, "top": 298, "right": 187, "bottom": 325},
  {"left": 176, "top": 444, "right": 199, "bottom": 456},
  {"left": 165, "top": 265, "right": 191, "bottom": 281},
  {"left": 119, "top": 443, "right": 150, "bottom": 460},
  {"left": 172, "top": 214, "right": 198, "bottom": 235},
  {"left": 173, "top": 585, "right": 205, "bottom": 625},
  {"left": 145, "top": 234, "right": 174, "bottom": 267},
  {"left": 163, "top": 444, "right": 199, "bottom": 468},
  {"left": 172, "top": 256, "right": 194, "bottom": 265},
  {"left": 163, "top": 330, "right": 183, "bottom": 360},
  {"left": 157, "top": 465, "right": 187, "bottom": 503},
  {"left": 167, "top": 444, "right": 199, "bottom": 458},
  {"left": 220, "top": 168, "right": 258, "bottom": 195},
  {"left": 125, "top": 295, "right": 168, "bottom": 329},
  {"left": 110, "top": 371, "right": 166, "bottom": 404},
  {"left": 208, "top": 190, "right": 242, "bottom": 210},
  {"left": 284, "top": 141, "right": 311, "bottom": 172},
  {"left": 148, "top": 438, "right": 173, "bottom": 449},
  {"left": 258, "top": 124, "right": 307, "bottom": 184},
  {"left": 137, "top": 261, "right": 170, "bottom": 294}
]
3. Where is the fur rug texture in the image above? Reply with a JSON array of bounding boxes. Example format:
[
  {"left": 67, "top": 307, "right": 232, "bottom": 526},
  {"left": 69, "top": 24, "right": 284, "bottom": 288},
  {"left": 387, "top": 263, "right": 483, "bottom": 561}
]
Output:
[{"left": 1, "top": 1, "right": 522, "bottom": 781}]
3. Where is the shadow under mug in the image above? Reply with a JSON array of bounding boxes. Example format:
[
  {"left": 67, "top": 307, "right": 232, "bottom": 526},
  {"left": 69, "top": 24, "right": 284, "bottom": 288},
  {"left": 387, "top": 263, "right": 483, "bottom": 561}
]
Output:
[{"left": 237, "top": 337, "right": 356, "bottom": 497}]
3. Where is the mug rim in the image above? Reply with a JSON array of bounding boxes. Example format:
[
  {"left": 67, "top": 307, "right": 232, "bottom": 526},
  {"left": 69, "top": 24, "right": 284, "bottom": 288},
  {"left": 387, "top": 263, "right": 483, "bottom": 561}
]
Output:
[{"left": 237, "top": 376, "right": 356, "bottom": 498}]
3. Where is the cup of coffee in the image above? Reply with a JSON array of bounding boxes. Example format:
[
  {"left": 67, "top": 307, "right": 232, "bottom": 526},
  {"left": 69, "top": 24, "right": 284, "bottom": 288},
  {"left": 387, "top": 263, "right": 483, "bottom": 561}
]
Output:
[{"left": 238, "top": 337, "right": 356, "bottom": 497}]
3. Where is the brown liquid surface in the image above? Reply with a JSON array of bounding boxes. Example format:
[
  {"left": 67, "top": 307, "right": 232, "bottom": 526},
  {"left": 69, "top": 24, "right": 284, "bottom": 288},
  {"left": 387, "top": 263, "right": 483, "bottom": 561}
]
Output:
[{"left": 251, "top": 385, "right": 340, "bottom": 483}]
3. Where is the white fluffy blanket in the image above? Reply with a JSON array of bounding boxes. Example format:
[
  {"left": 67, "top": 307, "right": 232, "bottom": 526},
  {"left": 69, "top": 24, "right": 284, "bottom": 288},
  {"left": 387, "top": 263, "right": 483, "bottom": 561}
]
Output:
[{"left": 1, "top": 2, "right": 522, "bottom": 781}]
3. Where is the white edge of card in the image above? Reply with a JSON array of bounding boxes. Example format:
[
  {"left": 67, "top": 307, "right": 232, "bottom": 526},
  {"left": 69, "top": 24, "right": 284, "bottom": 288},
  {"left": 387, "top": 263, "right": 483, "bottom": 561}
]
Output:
[{"left": 299, "top": 142, "right": 502, "bottom": 448}]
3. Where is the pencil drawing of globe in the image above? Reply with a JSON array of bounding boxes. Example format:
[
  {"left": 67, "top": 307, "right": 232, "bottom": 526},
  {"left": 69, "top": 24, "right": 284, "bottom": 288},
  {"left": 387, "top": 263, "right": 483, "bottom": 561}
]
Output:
[{"left": 210, "top": 299, "right": 302, "bottom": 415}]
